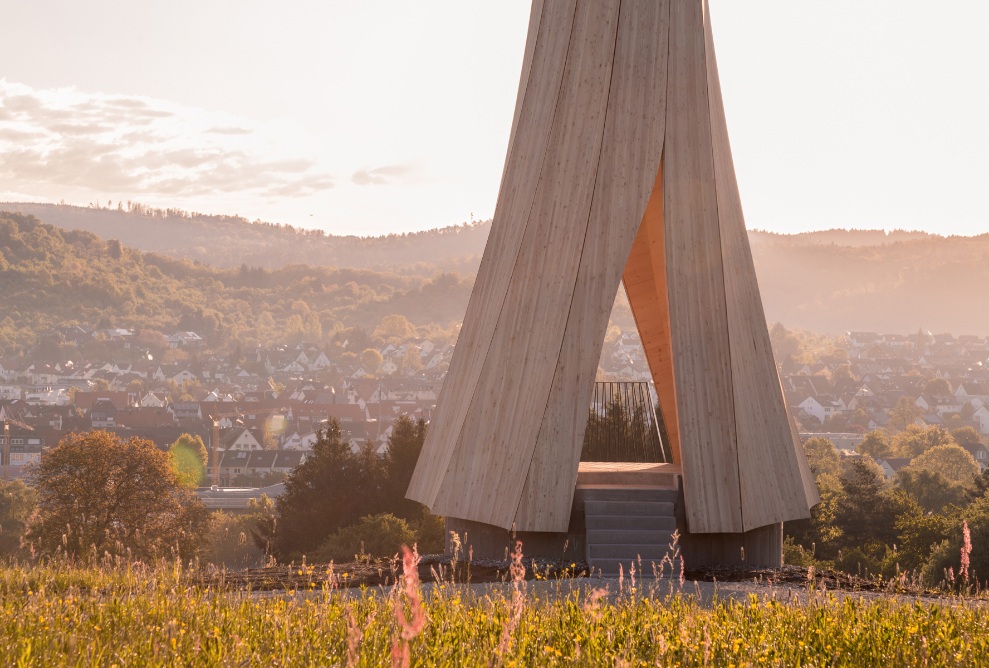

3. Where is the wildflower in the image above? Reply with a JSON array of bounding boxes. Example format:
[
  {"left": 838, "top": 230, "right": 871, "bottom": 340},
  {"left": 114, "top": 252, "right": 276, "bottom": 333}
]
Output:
[
  {"left": 960, "top": 520, "right": 972, "bottom": 585},
  {"left": 391, "top": 544, "right": 425, "bottom": 668}
]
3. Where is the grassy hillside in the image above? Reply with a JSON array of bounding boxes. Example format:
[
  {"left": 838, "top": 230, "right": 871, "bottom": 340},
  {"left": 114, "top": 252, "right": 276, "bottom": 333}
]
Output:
[{"left": 0, "top": 212, "right": 471, "bottom": 353}]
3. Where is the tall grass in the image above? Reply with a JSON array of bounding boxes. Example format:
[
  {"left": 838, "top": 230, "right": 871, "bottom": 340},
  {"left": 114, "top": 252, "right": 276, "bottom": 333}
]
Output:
[{"left": 2, "top": 558, "right": 988, "bottom": 666}]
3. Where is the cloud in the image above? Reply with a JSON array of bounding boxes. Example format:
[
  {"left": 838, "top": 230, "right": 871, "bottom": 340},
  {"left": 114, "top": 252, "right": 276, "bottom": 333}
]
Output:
[
  {"left": 207, "top": 126, "right": 253, "bottom": 135},
  {"left": 351, "top": 163, "right": 416, "bottom": 186},
  {"left": 0, "top": 80, "right": 334, "bottom": 200}
]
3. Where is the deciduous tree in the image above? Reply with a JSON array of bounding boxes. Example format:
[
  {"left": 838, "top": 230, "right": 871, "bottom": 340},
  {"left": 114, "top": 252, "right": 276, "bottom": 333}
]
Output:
[
  {"left": 27, "top": 430, "right": 209, "bottom": 561},
  {"left": 169, "top": 432, "right": 208, "bottom": 488}
]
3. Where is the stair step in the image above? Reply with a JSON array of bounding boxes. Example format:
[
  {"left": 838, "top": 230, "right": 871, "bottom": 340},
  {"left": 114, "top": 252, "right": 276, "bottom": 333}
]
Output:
[
  {"left": 586, "top": 529, "right": 674, "bottom": 545},
  {"left": 585, "top": 514, "right": 676, "bottom": 531},
  {"left": 577, "top": 470, "right": 679, "bottom": 488},
  {"left": 584, "top": 500, "right": 674, "bottom": 517},
  {"left": 579, "top": 488, "right": 678, "bottom": 503}
]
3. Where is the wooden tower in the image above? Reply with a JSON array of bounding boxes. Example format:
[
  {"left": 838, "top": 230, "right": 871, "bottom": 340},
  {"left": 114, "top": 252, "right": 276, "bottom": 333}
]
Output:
[{"left": 407, "top": 0, "right": 819, "bottom": 548}]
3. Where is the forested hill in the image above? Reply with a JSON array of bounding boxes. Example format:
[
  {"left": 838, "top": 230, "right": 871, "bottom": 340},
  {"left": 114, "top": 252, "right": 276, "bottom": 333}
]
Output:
[
  {"left": 0, "top": 202, "right": 489, "bottom": 275},
  {"left": 749, "top": 230, "right": 989, "bottom": 334},
  {"left": 4, "top": 201, "right": 989, "bottom": 337},
  {"left": 0, "top": 212, "right": 471, "bottom": 353}
]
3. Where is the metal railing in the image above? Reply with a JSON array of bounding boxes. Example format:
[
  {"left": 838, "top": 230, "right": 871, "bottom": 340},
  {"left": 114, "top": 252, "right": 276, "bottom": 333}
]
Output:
[{"left": 580, "top": 381, "right": 671, "bottom": 463}]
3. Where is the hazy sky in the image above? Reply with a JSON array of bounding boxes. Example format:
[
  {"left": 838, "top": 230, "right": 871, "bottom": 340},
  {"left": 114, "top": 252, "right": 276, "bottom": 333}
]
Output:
[{"left": 1, "top": 1, "right": 987, "bottom": 237}]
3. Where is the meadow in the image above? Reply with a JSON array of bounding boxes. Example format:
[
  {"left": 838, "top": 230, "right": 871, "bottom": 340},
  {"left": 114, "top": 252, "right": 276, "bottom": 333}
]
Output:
[{"left": 2, "top": 552, "right": 987, "bottom": 667}]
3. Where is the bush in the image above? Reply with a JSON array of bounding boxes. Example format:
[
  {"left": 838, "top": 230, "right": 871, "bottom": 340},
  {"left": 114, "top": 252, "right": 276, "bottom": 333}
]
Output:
[
  {"left": 413, "top": 511, "right": 446, "bottom": 555},
  {"left": 782, "top": 536, "right": 815, "bottom": 567},
  {"left": 202, "top": 512, "right": 266, "bottom": 569},
  {"left": 0, "top": 480, "right": 36, "bottom": 561},
  {"left": 315, "top": 513, "right": 415, "bottom": 563}
]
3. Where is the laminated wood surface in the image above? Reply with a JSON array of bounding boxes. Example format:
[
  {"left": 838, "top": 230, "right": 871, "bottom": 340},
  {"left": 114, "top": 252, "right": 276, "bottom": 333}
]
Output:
[
  {"left": 514, "top": 0, "right": 672, "bottom": 532},
  {"left": 406, "top": 0, "right": 577, "bottom": 507},
  {"left": 701, "top": 0, "right": 816, "bottom": 528},
  {"left": 429, "top": 0, "right": 623, "bottom": 528},
  {"left": 409, "top": 0, "right": 817, "bottom": 535},
  {"left": 622, "top": 161, "right": 682, "bottom": 466},
  {"left": 662, "top": 0, "right": 742, "bottom": 534}
]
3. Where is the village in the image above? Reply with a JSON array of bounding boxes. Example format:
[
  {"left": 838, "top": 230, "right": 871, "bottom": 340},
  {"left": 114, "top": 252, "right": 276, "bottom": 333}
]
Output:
[{"left": 3, "top": 324, "right": 989, "bottom": 488}]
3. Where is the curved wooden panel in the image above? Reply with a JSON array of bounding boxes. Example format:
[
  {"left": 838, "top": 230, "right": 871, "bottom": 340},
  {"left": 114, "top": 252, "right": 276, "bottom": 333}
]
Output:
[
  {"left": 408, "top": 0, "right": 818, "bottom": 536},
  {"left": 701, "top": 0, "right": 818, "bottom": 528},
  {"left": 623, "top": 160, "right": 681, "bottom": 466},
  {"left": 406, "top": 0, "right": 577, "bottom": 507},
  {"left": 429, "top": 0, "right": 623, "bottom": 528},
  {"left": 662, "top": 0, "right": 742, "bottom": 534},
  {"left": 514, "top": 0, "right": 672, "bottom": 532}
]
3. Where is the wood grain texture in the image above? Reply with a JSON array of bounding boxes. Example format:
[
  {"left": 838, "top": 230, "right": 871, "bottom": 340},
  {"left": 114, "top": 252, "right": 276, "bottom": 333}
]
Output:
[
  {"left": 406, "top": 0, "right": 576, "bottom": 507},
  {"left": 429, "top": 0, "right": 623, "bottom": 528},
  {"left": 662, "top": 0, "right": 742, "bottom": 534},
  {"left": 701, "top": 0, "right": 817, "bottom": 528},
  {"left": 622, "top": 160, "right": 682, "bottom": 466},
  {"left": 408, "top": 0, "right": 818, "bottom": 536},
  {"left": 513, "top": 0, "right": 672, "bottom": 532}
]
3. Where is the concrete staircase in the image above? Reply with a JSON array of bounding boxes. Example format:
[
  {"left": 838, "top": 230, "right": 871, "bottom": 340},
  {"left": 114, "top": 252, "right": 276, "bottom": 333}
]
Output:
[{"left": 583, "top": 487, "right": 680, "bottom": 577}]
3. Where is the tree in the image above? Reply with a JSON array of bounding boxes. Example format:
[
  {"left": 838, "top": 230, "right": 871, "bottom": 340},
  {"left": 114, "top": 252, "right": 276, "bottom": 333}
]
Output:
[
  {"left": 271, "top": 421, "right": 383, "bottom": 559},
  {"left": 892, "top": 424, "right": 956, "bottom": 459},
  {"left": 360, "top": 348, "right": 383, "bottom": 374},
  {"left": 924, "top": 377, "right": 953, "bottom": 396},
  {"left": 27, "top": 430, "right": 209, "bottom": 561},
  {"left": 169, "top": 433, "right": 208, "bottom": 488},
  {"left": 316, "top": 513, "right": 416, "bottom": 562},
  {"left": 382, "top": 415, "right": 428, "bottom": 520},
  {"left": 802, "top": 437, "right": 841, "bottom": 478},
  {"left": 887, "top": 396, "right": 923, "bottom": 433},
  {"left": 907, "top": 444, "right": 981, "bottom": 486},
  {"left": 857, "top": 430, "right": 893, "bottom": 460},
  {"left": 399, "top": 345, "right": 423, "bottom": 375},
  {"left": 897, "top": 467, "right": 970, "bottom": 513},
  {"left": 0, "top": 479, "right": 36, "bottom": 560},
  {"left": 832, "top": 458, "right": 900, "bottom": 550},
  {"left": 373, "top": 314, "right": 417, "bottom": 342},
  {"left": 831, "top": 364, "right": 856, "bottom": 385},
  {"left": 951, "top": 426, "right": 982, "bottom": 448},
  {"left": 923, "top": 496, "right": 989, "bottom": 587}
]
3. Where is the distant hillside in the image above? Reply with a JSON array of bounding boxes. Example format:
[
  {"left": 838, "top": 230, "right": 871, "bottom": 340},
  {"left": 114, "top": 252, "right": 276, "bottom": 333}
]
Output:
[
  {"left": 0, "top": 202, "right": 488, "bottom": 275},
  {"left": 0, "top": 212, "right": 471, "bottom": 353},
  {"left": 4, "top": 201, "right": 989, "bottom": 337},
  {"left": 750, "top": 231, "right": 989, "bottom": 334}
]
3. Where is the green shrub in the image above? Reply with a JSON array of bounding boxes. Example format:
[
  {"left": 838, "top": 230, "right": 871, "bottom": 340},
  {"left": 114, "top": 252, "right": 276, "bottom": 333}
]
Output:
[
  {"left": 782, "top": 536, "right": 815, "bottom": 567},
  {"left": 315, "top": 513, "right": 415, "bottom": 563}
]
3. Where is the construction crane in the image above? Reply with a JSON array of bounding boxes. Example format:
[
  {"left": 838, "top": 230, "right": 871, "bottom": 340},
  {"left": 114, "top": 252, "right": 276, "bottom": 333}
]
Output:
[{"left": 207, "top": 412, "right": 243, "bottom": 487}]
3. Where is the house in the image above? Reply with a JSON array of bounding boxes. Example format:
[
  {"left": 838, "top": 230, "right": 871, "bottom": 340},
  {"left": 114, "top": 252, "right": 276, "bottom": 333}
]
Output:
[
  {"left": 219, "top": 427, "right": 262, "bottom": 452},
  {"left": 973, "top": 405, "right": 989, "bottom": 435},
  {"left": 171, "top": 368, "right": 199, "bottom": 385},
  {"left": 74, "top": 391, "right": 131, "bottom": 412},
  {"left": 1, "top": 427, "right": 45, "bottom": 479},
  {"left": 89, "top": 398, "right": 119, "bottom": 428},
  {"left": 113, "top": 407, "right": 177, "bottom": 429},
  {"left": 216, "top": 450, "right": 306, "bottom": 485},
  {"left": 167, "top": 331, "right": 205, "bottom": 348},
  {"left": 960, "top": 442, "right": 989, "bottom": 471},
  {"left": 170, "top": 402, "right": 202, "bottom": 421},
  {"left": 140, "top": 392, "right": 166, "bottom": 408},
  {"left": 878, "top": 458, "right": 911, "bottom": 479},
  {"left": 24, "top": 387, "right": 69, "bottom": 406}
]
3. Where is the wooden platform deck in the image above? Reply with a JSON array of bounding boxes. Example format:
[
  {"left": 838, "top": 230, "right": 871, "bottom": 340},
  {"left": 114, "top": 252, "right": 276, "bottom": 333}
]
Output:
[{"left": 576, "top": 461, "right": 681, "bottom": 490}]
